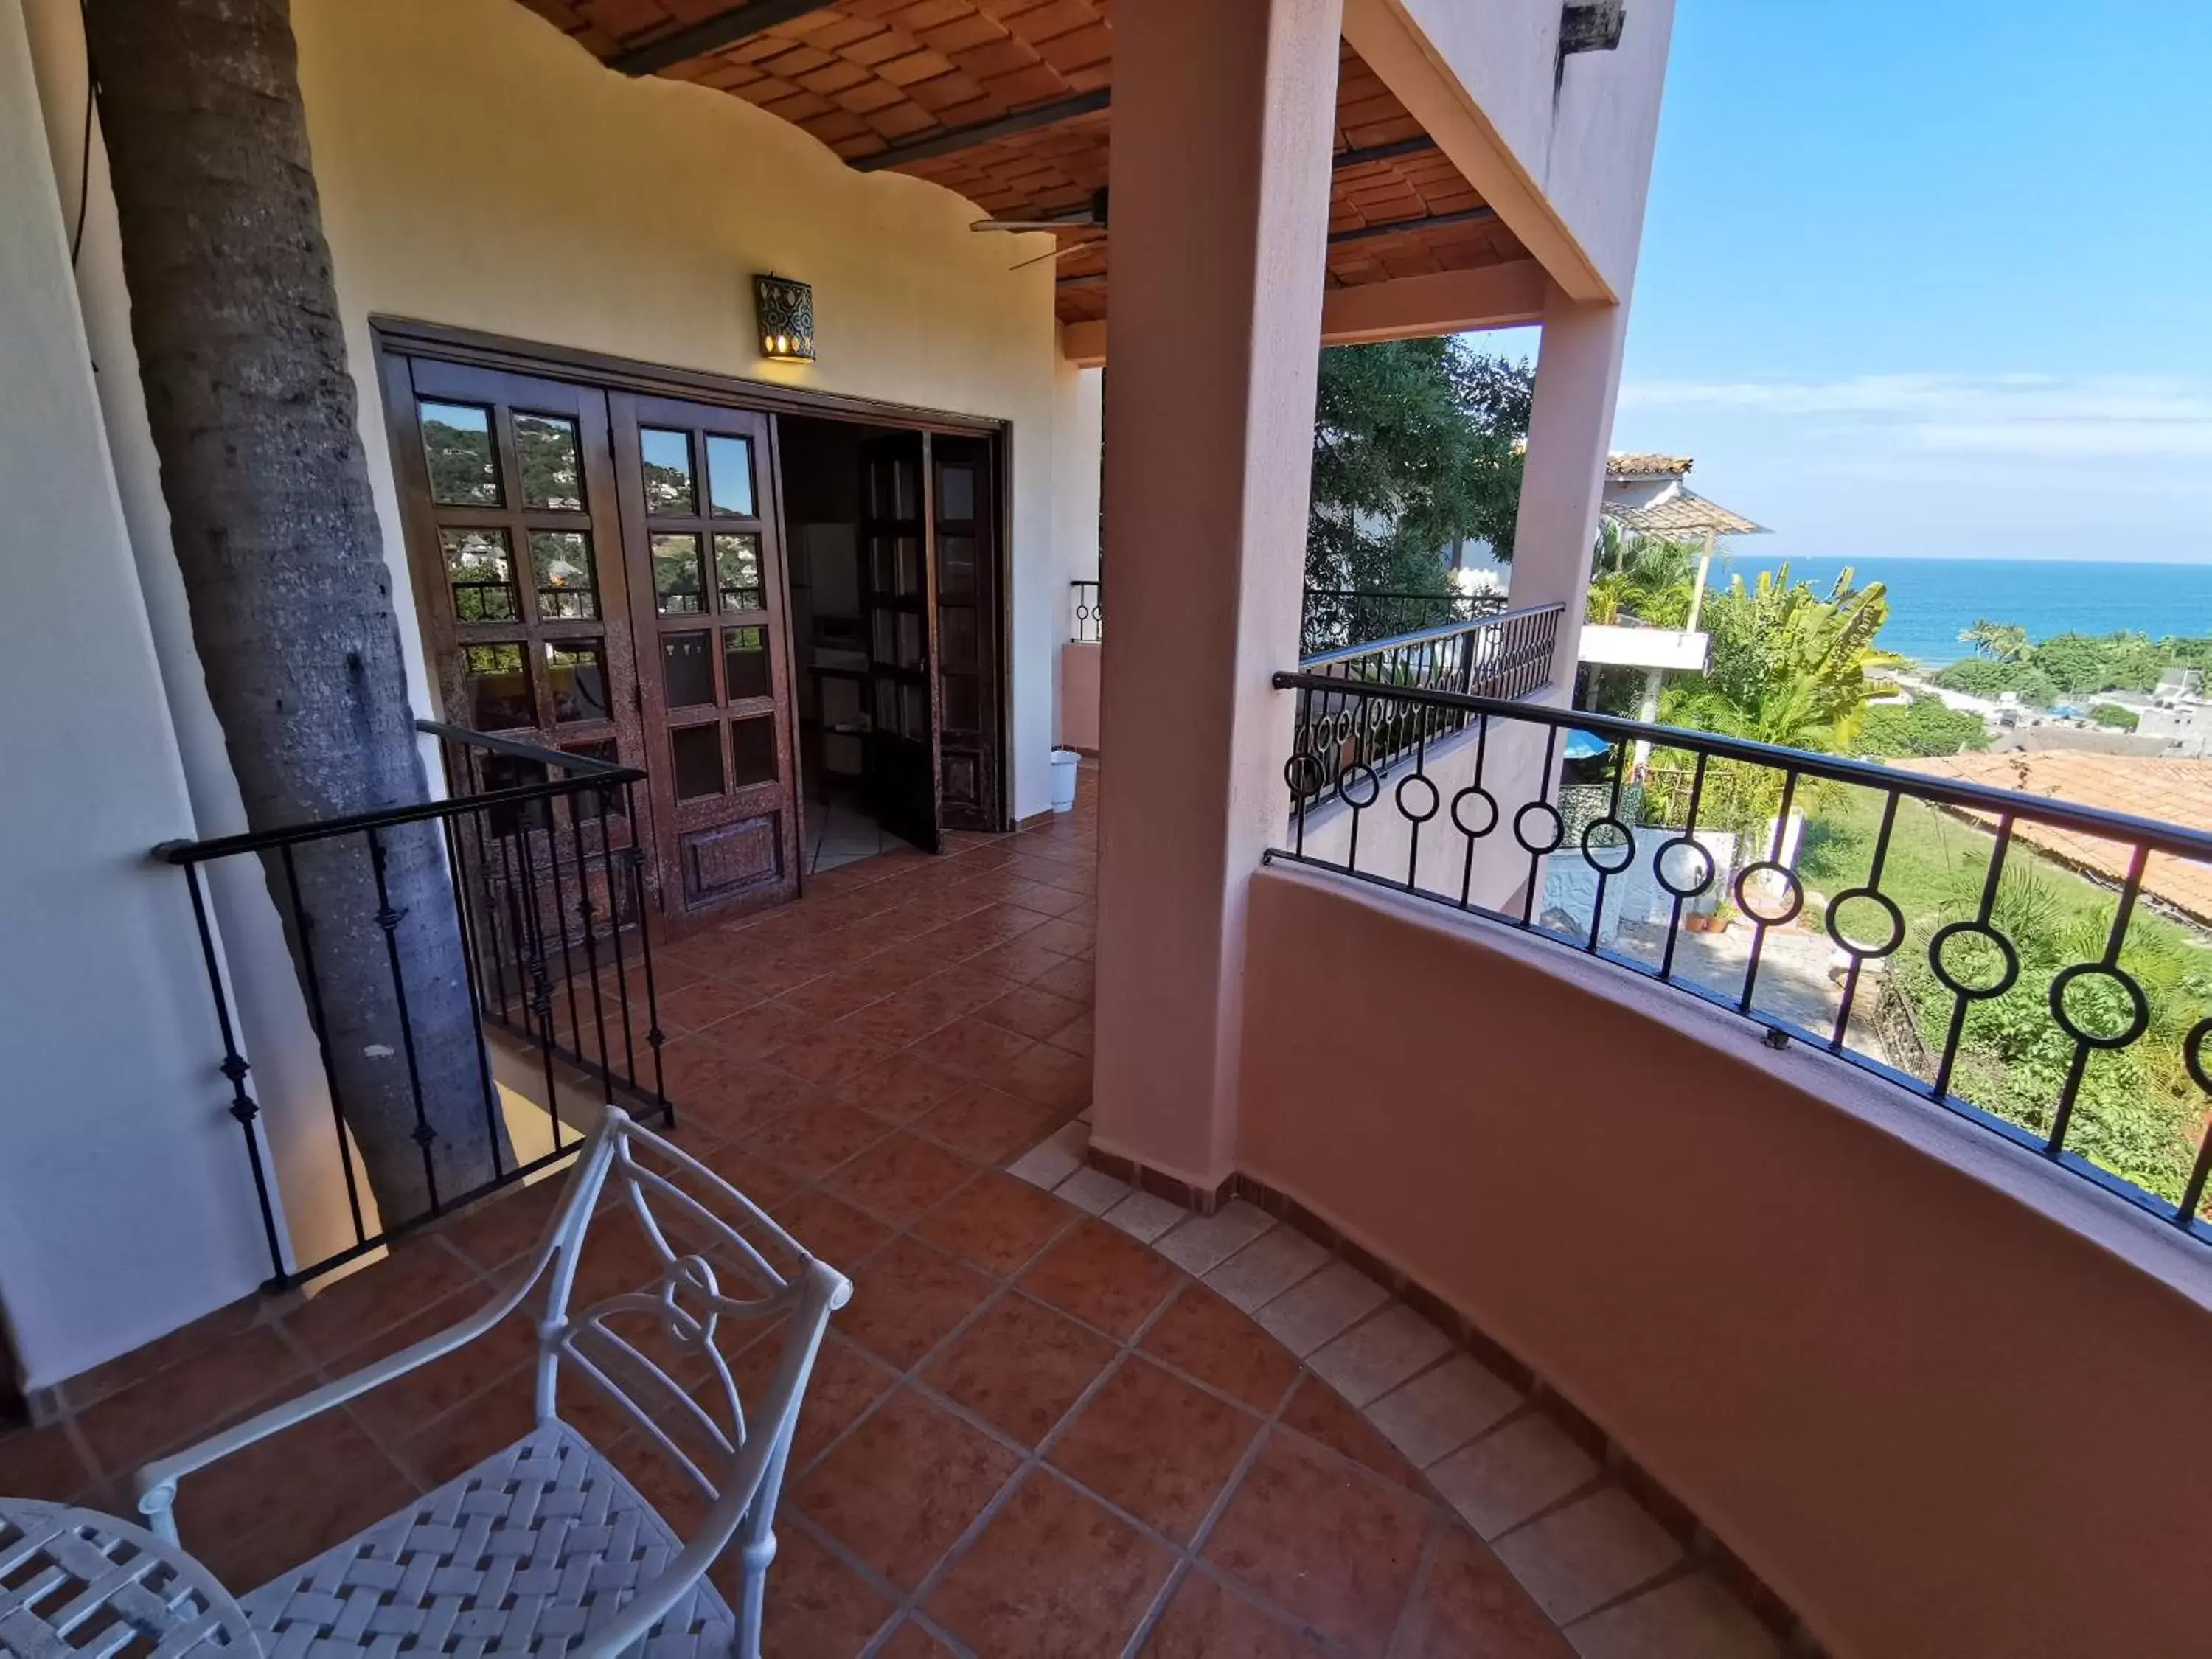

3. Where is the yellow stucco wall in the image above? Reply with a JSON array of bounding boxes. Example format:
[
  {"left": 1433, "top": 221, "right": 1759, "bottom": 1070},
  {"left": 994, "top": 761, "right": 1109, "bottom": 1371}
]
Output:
[
  {"left": 291, "top": 0, "right": 1084, "bottom": 816},
  {"left": 10, "top": 0, "right": 1097, "bottom": 1343}
]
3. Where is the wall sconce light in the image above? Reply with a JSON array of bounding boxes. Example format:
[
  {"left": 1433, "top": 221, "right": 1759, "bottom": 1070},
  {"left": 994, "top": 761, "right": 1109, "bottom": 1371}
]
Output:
[{"left": 754, "top": 274, "right": 816, "bottom": 364}]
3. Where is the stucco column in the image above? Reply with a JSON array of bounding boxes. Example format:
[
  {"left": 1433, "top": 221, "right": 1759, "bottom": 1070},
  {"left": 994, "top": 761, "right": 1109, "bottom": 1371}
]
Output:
[
  {"left": 1090, "top": 0, "right": 1343, "bottom": 1191},
  {"left": 1508, "top": 283, "right": 1633, "bottom": 707}
]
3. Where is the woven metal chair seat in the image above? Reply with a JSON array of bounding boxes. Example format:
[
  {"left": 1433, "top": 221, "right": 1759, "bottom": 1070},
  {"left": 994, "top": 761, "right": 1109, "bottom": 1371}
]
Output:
[{"left": 238, "top": 1423, "right": 733, "bottom": 1659}]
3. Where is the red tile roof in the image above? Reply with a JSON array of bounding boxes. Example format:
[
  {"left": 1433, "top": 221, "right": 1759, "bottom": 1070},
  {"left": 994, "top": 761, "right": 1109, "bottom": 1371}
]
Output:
[{"left": 1896, "top": 751, "right": 2212, "bottom": 922}]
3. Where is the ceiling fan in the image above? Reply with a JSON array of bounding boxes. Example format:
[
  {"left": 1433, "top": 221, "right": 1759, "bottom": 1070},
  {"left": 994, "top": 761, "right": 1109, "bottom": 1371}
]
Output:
[{"left": 971, "top": 189, "right": 1107, "bottom": 236}]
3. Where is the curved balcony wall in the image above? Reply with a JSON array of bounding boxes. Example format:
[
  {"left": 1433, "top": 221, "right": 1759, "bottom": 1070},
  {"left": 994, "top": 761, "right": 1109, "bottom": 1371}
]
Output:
[{"left": 1236, "top": 863, "right": 2212, "bottom": 1659}]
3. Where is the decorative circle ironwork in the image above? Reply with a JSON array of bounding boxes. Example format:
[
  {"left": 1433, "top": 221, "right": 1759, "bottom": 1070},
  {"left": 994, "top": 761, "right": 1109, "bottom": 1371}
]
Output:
[
  {"left": 1652, "top": 835, "right": 1715, "bottom": 900},
  {"left": 1825, "top": 886, "right": 1905, "bottom": 959},
  {"left": 1338, "top": 762, "right": 1381, "bottom": 810},
  {"left": 1397, "top": 773, "right": 1441, "bottom": 824},
  {"left": 2047, "top": 962, "right": 2149, "bottom": 1051},
  {"left": 1733, "top": 860, "right": 1804, "bottom": 927},
  {"left": 1284, "top": 750, "right": 1326, "bottom": 798},
  {"left": 1451, "top": 786, "right": 1499, "bottom": 840},
  {"left": 1514, "top": 801, "right": 1565, "bottom": 856},
  {"left": 2185, "top": 1018, "right": 2212, "bottom": 1096},
  {"left": 1927, "top": 921, "right": 2020, "bottom": 1001},
  {"left": 1579, "top": 816, "right": 1636, "bottom": 876}
]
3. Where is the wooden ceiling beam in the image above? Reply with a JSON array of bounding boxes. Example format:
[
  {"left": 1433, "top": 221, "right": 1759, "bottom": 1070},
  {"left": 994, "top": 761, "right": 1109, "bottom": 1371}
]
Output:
[
  {"left": 850, "top": 88, "right": 1112, "bottom": 172},
  {"left": 1053, "top": 202, "right": 1497, "bottom": 286},
  {"left": 1325, "top": 203, "right": 1495, "bottom": 246},
  {"left": 960, "top": 136, "right": 1444, "bottom": 229},
  {"left": 608, "top": 0, "right": 830, "bottom": 77},
  {"left": 1332, "top": 134, "right": 1439, "bottom": 170},
  {"left": 1058, "top": 258, "right": 1548, "bottom": 366}
]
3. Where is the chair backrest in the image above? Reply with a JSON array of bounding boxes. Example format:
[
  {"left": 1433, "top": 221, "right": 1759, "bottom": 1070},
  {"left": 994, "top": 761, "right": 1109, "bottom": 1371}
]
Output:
[{"left": 521, "top": 1107, "right": 852, "bottom": 1525}]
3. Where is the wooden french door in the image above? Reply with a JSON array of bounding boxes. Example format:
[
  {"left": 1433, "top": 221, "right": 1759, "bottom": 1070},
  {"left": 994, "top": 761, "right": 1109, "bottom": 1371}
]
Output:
[
  {"left": 381, "top": 333, "right": 1008, "bottom": 928},
  {"left": 931, "top": 436, "right": 1001, "bottom": 831},
  {"left": 381, "top": 355, "right": 647, "bottom": 942},
  {"left": 610, "top": 393, "right": 801, "bottom": 924},
  {"left": 859, "top": 434, "right": 942, "bottom": 853}
]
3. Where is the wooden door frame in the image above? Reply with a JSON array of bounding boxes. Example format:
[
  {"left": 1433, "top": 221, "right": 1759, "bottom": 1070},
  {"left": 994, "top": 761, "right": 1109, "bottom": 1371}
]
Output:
[{"left": 369, "top": 316, "right": 1016, "bottom": 837}]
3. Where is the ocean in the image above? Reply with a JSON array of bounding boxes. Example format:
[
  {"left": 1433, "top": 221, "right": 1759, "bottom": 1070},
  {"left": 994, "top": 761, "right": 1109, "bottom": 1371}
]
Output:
[{"left": 1705, "top": 557, "right": 2212, "bottom": 669}]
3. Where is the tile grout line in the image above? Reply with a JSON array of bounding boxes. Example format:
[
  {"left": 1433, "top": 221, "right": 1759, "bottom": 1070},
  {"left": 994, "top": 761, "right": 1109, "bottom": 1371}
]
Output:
[
  {"left": 1378, "top": 1522, "right": 1447, "bottom": 1659},
  {"left": 786, "top": 1180, "right": 1432, "bottom": 1658},
  {"left": 1018, "top": 1116, "right": 1783, "bottom": 1655}
]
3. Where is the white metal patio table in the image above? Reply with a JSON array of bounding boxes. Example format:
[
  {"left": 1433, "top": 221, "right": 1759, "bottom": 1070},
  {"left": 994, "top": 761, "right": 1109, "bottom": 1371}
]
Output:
[{"left": 0, "top": 1497, "right": 260, "bottom": 1659}]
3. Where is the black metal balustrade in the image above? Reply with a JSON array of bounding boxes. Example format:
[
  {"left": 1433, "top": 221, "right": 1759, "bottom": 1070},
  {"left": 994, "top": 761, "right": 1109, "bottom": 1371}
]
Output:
[
  {"left": 1270, "top": 672, "right": 2212, "bottom": 1241},
  {"left": 1069, "top": 579, "right": 1102, "bottom": 644},
  {"left": 1300, "top": 587, "right": 1506, "bottom": 657},
  {"left": 159, "top": 722, "right": 671, "bottom": 1289},
  {"left": 1293, "top": 604, "right": 1565, "bottom": 795},
  {"left": 1068, "top": 582, "right": 1509, "bottom": 658}
]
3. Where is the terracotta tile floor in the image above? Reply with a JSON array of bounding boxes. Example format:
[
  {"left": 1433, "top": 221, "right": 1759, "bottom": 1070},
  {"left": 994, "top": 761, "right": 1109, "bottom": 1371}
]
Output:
[{"left": 0, "top": 764, "right": 1781, "bottom": 1657}]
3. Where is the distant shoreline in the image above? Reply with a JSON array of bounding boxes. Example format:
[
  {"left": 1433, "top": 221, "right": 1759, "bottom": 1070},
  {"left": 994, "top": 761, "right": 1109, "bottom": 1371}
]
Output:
[{"left": 1709, "top": 554, "right": 2212, "bottom": 672}]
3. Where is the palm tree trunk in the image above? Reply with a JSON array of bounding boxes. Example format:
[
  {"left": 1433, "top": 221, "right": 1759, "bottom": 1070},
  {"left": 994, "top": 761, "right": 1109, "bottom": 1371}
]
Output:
[{"left": 85, "top": 0, "right": 508, "bottom": 1222}]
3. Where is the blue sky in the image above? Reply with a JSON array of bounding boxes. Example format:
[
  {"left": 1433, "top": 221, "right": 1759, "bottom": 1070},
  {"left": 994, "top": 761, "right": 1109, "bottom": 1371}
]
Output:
[{"left": 1495, "top": 1, "right": 2212, "bottom": 562}]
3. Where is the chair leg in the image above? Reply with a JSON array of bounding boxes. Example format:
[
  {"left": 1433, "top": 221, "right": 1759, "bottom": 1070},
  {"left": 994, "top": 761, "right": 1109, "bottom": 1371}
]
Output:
[
  {"left": 730, "top": 1433, "right": 794, "bottom": 1659},
  {"left": 731, "top": 1526, "right": 775, "bottom": 1659}
]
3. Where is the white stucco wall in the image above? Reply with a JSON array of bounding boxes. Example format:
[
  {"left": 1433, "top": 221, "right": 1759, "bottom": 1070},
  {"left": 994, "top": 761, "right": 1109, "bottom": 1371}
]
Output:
[
  {"left": 1048, "top": 361, "right": 1105, "bottom": 754},
  {"left": 0, "top": 0, "right": 276, "bottom": 1391},
  {"left": 1347, "top": 0, "right": 1675, "bottom": 302}
]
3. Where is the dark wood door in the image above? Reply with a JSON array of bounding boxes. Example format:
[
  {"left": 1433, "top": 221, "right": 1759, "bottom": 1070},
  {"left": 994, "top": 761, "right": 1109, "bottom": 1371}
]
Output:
[
  {"left": 611, "top": 393, "right": 801, "bottom": 926},
  {"left": 931, "top": 435, "right": 1001, "bottom": 831},
  {"left": 380, "top": 355, "right": 647, "bottom": 950},
  {"left": 860, "top": 434, "right": 942, "bottom": 853}
]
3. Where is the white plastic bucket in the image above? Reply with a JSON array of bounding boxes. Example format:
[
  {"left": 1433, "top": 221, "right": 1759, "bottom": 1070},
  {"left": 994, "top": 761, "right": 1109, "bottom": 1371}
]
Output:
[{"left": 1050, "top": 748, "right": 1080, "bottom": 813}]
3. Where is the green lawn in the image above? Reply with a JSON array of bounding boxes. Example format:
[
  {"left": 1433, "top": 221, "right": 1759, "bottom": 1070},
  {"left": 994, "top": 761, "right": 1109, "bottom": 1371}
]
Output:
[
  {"left": 1794, "top": 782, "right": 2212, "bottom": 1212},
  {"left": 1798, "top": 783, "right": 2200, "bottom": 954},
  {"left": 1800, "top": 785, "right": 2093, "bottom": 933}
]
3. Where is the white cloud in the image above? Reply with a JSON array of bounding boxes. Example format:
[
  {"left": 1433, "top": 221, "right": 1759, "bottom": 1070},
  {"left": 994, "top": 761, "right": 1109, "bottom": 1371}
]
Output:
[{"left": 1616, "top": 372, "right": 2212, "bottom": 459}]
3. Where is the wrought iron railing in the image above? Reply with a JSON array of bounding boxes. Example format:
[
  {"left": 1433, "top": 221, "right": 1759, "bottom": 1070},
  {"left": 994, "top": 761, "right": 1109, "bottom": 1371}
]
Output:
[
  {"left": 1068, "top": 581, "right": 1511, "bottom": 658},
  {"left": 158, "top": 722, "right": 670, "bottom": 1289},
  {"left": 1070, "top": 579, "right": 1102, "bottom": 644},
  {"left": 1270, "top": 674, "right": 2212, "bottom": 1240},
  {"left": 1293, "top": 604, "right": 1564, "bottom": 793},
  {"left": 1300, "top": 587, "right": 1506, "bottom": 657}
]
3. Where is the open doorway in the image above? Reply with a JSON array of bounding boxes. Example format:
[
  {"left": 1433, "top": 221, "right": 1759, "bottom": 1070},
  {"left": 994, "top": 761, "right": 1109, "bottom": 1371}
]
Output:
[{"left": 778, "top": 414, "right": 1004, "bottom": 874}]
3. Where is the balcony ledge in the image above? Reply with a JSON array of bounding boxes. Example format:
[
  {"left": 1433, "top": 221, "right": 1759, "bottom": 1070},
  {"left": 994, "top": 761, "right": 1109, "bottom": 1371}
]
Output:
[
  {"left": 1576, "top": 623, "right": 1711, "bottom": 673},
  {"left": 1259, "top": 863, "right": 2212, "bottom": 1314}
]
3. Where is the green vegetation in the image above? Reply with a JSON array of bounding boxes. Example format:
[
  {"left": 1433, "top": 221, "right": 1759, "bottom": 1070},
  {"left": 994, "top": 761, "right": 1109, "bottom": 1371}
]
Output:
[
  {"left": 1930, "top": 655, "right": 2059, "bottom": 706},
  {"left": 1588, "top": 561, "right": 1900, "bottom": 841},
  {"left": 1574, "top": 560, "right": 2210, "bottom": 1210},
  {"left": 2090, "top": 703, "right": 2140, "bottom": 731},
  {"left": 1859, "top": 694, "right": 1989, "bottom": 758},
  {"left": 1798, "top": 790, "right": 2211, "bottom": 1208},
  {"left": 1585, "top": 574, "right": 2208, "bottom": 1211},
  {"left": 1661, "top": 564, "right": 1894, "bottom": 752},
  {"left": 1307, "top": 339, "right": 1532, "bottom": 594},
  {"left": 1957, "top": 619, "right": 2029, "bottom": 662},
  {"left": 1585, "top": 524, "right": 1701, "bottom": 627},
  {"left": 1941, "top": 618, "right": 2212, "bottom": 705}
]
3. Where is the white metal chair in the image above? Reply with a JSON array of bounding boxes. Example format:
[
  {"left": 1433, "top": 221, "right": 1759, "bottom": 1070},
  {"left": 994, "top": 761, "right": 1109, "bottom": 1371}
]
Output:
[{"left": 131, "top": 1106, "right": 852, "bottom": 1659}]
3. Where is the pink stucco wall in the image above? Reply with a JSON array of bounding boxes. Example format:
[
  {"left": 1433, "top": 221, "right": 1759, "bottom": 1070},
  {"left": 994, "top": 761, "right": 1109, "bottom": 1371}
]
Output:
[
  {"left": 1236, "top": 864, "right": 2212, "bottom": 1659},
  {"left": 1090, "top": 0, "right": 1342, "bottom": 1191}
]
